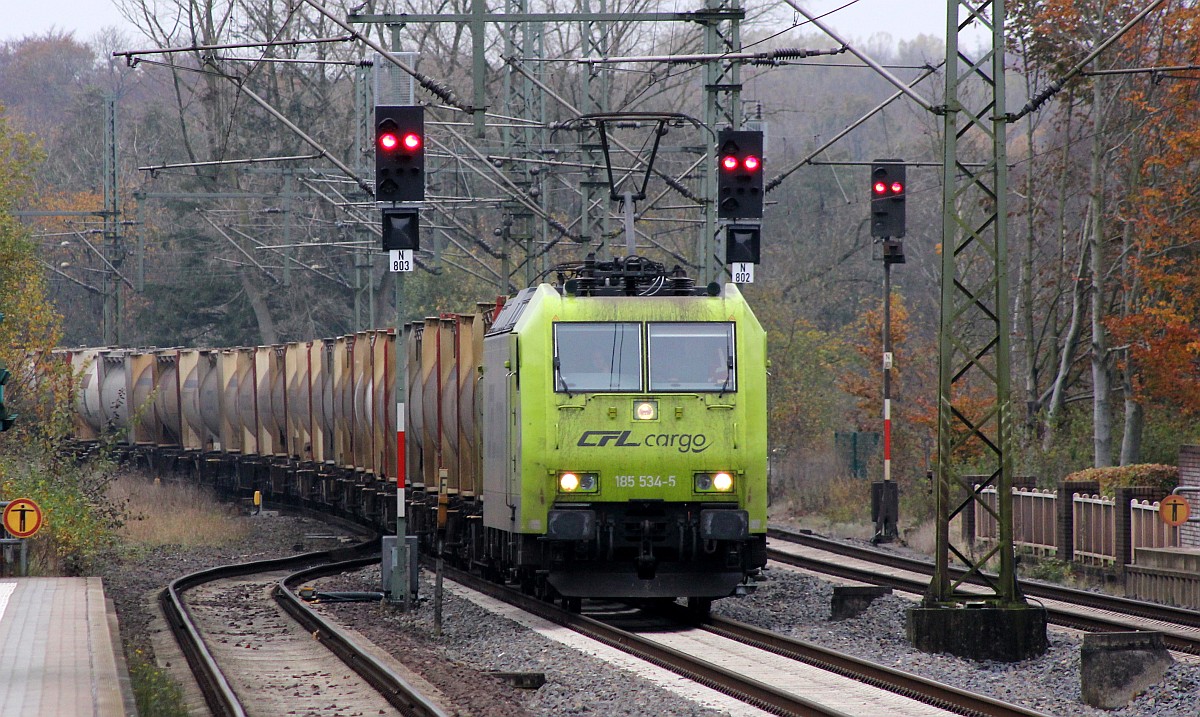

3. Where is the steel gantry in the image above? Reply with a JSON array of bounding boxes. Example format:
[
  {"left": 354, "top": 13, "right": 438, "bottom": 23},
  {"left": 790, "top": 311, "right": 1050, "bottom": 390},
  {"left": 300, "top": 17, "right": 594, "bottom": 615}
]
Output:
[
  {"left": 349, "top": 2, "right": 745, "bottom": 290},
  {"left": 909, "top": 0, "right": 1047, "bottom": 661}
]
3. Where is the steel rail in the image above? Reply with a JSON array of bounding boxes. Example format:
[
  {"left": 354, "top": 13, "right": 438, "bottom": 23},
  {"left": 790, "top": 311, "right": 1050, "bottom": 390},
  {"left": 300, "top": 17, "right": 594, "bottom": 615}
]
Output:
[
  {"left": 436, "top": 559, "right": 1040, "bottom": 717},
  {"left": 277, "top": 559, "right": 451, "bottom": 717},
  {"left": 766, "top": 527, "right": 1200, "bottom": 654},
  {"left": 697, "top": 610, "right": 1052, "bottom": 717},
  {"left": 159, "top": 537, "right": 379, "bottom": 716}
]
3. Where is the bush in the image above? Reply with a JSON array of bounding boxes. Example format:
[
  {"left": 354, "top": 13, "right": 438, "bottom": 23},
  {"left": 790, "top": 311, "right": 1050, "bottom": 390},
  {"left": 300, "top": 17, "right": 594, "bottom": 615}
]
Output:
[
  {"left": 1063, "top": 464, "right": 1179, "bottom": 498},
  {"left": 0, "top": 449, "right": 125, "bottom": 574},
  {"left": 128, "top": 650, "right": 188, "bottom": 717}
]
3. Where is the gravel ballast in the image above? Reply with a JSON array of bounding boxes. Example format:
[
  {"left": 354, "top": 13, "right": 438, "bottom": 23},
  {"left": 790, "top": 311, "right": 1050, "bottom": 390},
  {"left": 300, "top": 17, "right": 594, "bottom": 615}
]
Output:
[
  {"left": 315, "top": 560, "right": 1200, "bottom": 717},
  {"left": 100, "top": 507, "right": 1200, "bottom": 717}
]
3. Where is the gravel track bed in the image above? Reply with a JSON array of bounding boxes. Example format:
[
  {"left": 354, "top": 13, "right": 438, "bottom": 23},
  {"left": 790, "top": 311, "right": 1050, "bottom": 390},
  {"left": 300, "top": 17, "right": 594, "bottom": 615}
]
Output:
[
  {"left": 99, "top": 508, "right": 1200, "bottom": 716},
  {"left": 99, "top": 511, "right": 343, "bottom": 663},
  {"left": 187, "top": 573, "right": 398, "bottom": 716},
  {"left": 314, "top": 564, "right": 1200, "bottom": 717}
]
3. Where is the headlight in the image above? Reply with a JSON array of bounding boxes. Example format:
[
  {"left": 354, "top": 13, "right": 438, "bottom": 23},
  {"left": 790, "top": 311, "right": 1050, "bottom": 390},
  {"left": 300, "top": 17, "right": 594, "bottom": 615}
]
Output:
[
  {"left": 695, "top": 471, "right": 735, "bottom": 493},
  {"left": 633, "top": 400, "right": 658, "bottom": 421},
  {"left": 558, "top": 472, "right": 599, "bottom": 493}
]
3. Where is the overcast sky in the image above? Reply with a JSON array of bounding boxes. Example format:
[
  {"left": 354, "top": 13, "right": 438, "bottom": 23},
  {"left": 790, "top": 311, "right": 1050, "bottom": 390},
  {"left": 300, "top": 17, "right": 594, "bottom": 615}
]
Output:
[{"left": 3, "top": 1, "right": 982, "bottom": 45}]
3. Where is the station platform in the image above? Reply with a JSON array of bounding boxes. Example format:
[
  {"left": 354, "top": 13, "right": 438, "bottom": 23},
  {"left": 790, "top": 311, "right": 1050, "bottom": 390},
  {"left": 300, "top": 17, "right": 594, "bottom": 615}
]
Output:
[{"left": 0, "top": 578, "right": 134, "bottom": 716}]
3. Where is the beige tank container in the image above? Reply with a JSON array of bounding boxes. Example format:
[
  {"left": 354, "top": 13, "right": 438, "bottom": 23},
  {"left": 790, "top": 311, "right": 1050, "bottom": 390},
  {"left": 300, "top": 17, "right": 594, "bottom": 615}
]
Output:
[
  {"left": 420, "top": 318, "right": 440, "bottom": 490},
  {"left": 127, "top": 351, "right": 157, "bottom": 445},
  {"left": 72, "top": 349, "right": 104, "bottom": 440},
  {"left": 351, "top": 331, "right": 372, "bottom": 473},
  {"left": 331, "top": 336, "right": 352, "bottom": 469},
  {"left": 99, "top": 350, "right": 131, "bottom": 442},
  {"left": 209, "top": 350, "right": 238, "bottom": 453},
  {"left": 405, "top": 321, "right": 425, "bottom": 489},
  {"left": 179, "top": 349, "right": 217, "bottom": 451},
  {"left": 262, "top": 345, "right": 287, "bottom": 457},
  {"left": 232, "top": 348, "right": 256, "bottom": 455},
  {"left": 152, "top": 350, "right": 182, "bottom": 447},
  {"left": 374, "top": 330, "right": 396, "bottom": 481},
  {"left": 457, "top": 312, "right": 484, "bottom": 499},
  {"left": 316, "top": 339, "right": 337, "bottom": 464},
  {"left": 438, "top": 317, "right": 460, "bottom": 495},
  {"left": 285, "top": 342, "right": 313, "bottom": 461}
]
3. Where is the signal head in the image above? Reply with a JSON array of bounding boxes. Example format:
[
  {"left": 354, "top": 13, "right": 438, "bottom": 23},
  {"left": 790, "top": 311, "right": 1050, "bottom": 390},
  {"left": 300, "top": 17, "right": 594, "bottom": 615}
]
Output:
[
  {"left": 870, "top": 160, "right": 907, "bottom": 239},
  {"left": 375, "top": 105, "right": 425, "bottom": 203},
  {"left": 716, "top": 128, "right": 765, "bottom": 220}
]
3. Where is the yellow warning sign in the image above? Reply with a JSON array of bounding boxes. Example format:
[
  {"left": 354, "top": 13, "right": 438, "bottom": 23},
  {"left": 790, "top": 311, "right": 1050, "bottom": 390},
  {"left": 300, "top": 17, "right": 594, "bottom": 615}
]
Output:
[
  {"left": 2, "top": 498, "right": 43, "bottom": 538},
  {"left": 1160, "top": 495, "right": 1190, "bottom": 527}
]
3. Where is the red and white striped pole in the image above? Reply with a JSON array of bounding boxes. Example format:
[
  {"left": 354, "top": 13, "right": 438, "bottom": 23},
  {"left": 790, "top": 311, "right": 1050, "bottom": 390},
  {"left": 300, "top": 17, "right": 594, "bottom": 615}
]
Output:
[
  {"left": 875, "top": 252, "right": 899, "bottom": 543},
  {"left": 397, "top": 402, "right": 406, "bottom": 517}
]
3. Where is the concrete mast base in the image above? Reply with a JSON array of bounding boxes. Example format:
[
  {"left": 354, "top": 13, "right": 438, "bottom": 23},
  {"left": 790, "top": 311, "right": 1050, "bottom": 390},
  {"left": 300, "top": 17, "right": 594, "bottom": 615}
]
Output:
[{"left": 906, "top": 603, "right": 1048, "bottom": 662}]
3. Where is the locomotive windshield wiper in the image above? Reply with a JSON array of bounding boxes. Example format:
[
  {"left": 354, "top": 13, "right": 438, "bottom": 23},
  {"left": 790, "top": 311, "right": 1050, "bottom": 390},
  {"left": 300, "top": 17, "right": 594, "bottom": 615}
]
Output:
[
  {"left": 554, "top": 356, "right": 574, "bottom": 396},
  {"left": 718, "top": 352, "right": 734, "bottom": 396}
]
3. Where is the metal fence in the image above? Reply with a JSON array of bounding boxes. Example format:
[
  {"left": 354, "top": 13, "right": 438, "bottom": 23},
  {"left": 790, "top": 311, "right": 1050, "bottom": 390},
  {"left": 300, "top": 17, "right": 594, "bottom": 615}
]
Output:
[
  {"left": 975, "top": 486, "right": 1057, "bottom": 554},
  {"left": 971, "top": 488, "right": 1181, "bottom": 566},
  {"left": 1073, "top": 493, "right": 1115, "bottom": 565},
  {"left": 1130, "top": 499, "right": 1180, "bottom": 554}
]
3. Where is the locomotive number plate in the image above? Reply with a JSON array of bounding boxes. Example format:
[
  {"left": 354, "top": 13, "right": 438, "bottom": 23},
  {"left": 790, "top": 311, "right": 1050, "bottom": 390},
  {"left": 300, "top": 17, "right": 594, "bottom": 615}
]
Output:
[{"left": 615, "top": 475, "right": 677, "bottom": 488}]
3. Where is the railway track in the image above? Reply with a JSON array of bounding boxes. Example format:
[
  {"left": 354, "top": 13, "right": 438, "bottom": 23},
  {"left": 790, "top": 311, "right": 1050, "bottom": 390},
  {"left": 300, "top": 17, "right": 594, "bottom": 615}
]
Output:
[
  {"left": 766, "top": 527, "right": 1200, "bottom": 654},
  {"left": 433, "top": 559, "right": 1050, "bottom": 717},
  {"left": 159, "top": 538, "right": 448, "bottom": 717}
]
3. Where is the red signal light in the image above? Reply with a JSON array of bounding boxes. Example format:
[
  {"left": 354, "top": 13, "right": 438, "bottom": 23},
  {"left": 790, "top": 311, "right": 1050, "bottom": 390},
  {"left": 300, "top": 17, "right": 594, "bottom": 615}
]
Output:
[
  {"left": 890, "top": 181, "right": 903, "bottom": 194},
  {"left": 379, "top": 132, "right": 399, "bottom": 151},
  {"left": 873, "top": 181, "right": 888, "bottom": 195},
  {"left": 402, "top": 132, "right": 422, "bottom": 151},
  {"left": 744, "top": 155, "right": 760, "bottom": 171},
  {"left": 721, "top": 155, "right": 738, "bottom": 171}
]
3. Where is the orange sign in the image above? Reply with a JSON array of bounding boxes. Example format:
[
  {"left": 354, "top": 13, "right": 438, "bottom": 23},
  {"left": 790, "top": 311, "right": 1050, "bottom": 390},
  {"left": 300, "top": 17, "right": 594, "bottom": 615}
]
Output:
[
  {"left": 2, "top": 498, "right": 44, "bottom": 538},
  {"left": 1160, "top": 495, "right": 1190, "bottom": 527}
]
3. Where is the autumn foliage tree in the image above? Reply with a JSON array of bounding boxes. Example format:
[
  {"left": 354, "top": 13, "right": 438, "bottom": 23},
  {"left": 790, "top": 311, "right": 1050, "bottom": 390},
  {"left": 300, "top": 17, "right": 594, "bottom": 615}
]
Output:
[
  {"left": 1108, "top": 6, "right": 1200, "bottom": 420},
  {"left": 837, "top": 292, "right": 949, "bottom": 512},
  {"left": 0, "top": 106, "right": 124, "bottom": 574}
]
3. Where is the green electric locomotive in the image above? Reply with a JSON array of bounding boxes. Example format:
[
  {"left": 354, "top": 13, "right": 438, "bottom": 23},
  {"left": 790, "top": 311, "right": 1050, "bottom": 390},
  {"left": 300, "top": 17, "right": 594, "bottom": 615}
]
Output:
[{"left": 446, "top": 255, "right": 768, "bottom": 606}]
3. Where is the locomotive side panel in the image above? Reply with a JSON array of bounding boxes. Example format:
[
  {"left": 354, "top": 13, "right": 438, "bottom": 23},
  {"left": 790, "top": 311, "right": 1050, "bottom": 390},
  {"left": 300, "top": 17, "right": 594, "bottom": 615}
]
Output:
[{"left": 480, "top": 333, "right": 518, "bottom": 533}]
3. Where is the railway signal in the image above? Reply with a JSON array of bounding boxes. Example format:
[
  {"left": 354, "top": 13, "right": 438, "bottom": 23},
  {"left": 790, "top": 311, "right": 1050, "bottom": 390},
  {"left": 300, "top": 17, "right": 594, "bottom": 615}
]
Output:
[
  {"left": 382, "top": 207, "right": 420, "bottom": 251},
  {"left": 725, "top": 224, "right": 761, "bottom": 264},
  {"left": 870, "top": 160, "right": 906, "bottom": 239},
  {"left": 375, "top": 105, "right": 425, "bottom": 203},
  {"left": 716, "top": 129, "right": 764, "bottom": 220}
]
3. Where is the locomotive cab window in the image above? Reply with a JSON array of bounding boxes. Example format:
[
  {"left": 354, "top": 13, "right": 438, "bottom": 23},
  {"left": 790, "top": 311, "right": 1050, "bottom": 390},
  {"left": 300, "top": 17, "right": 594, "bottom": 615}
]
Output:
[
  {"left": 554, "top": 322, "right": 642, "bottom": 392},
  {"left": 648, "top": 323, "right": 736, "bottom": 392}
]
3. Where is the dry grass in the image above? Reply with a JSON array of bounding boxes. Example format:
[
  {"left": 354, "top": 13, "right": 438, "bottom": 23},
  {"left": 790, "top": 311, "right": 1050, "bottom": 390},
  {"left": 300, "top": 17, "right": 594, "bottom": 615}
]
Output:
[{"left": 109, "top": 474, "right": 251, "bottom": 548}]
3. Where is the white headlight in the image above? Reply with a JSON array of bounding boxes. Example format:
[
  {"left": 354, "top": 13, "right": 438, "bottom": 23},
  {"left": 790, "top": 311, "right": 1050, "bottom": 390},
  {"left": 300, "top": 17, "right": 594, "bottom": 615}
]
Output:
[
  {"left": 560, "top": 472, "right": 580, "bottom": 491},
  {"left": 712, "top": 472, "right": 734, "bottom": 491}
]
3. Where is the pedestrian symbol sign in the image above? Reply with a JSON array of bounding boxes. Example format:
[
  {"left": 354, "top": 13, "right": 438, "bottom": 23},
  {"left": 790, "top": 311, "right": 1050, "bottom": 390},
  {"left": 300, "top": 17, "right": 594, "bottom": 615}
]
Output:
[
  {"left": 2, "top": 498, "right": 43, "bottom": 538},
  {"left": 1160, "top": 495, "right": 1190, "bottom": 527}
]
